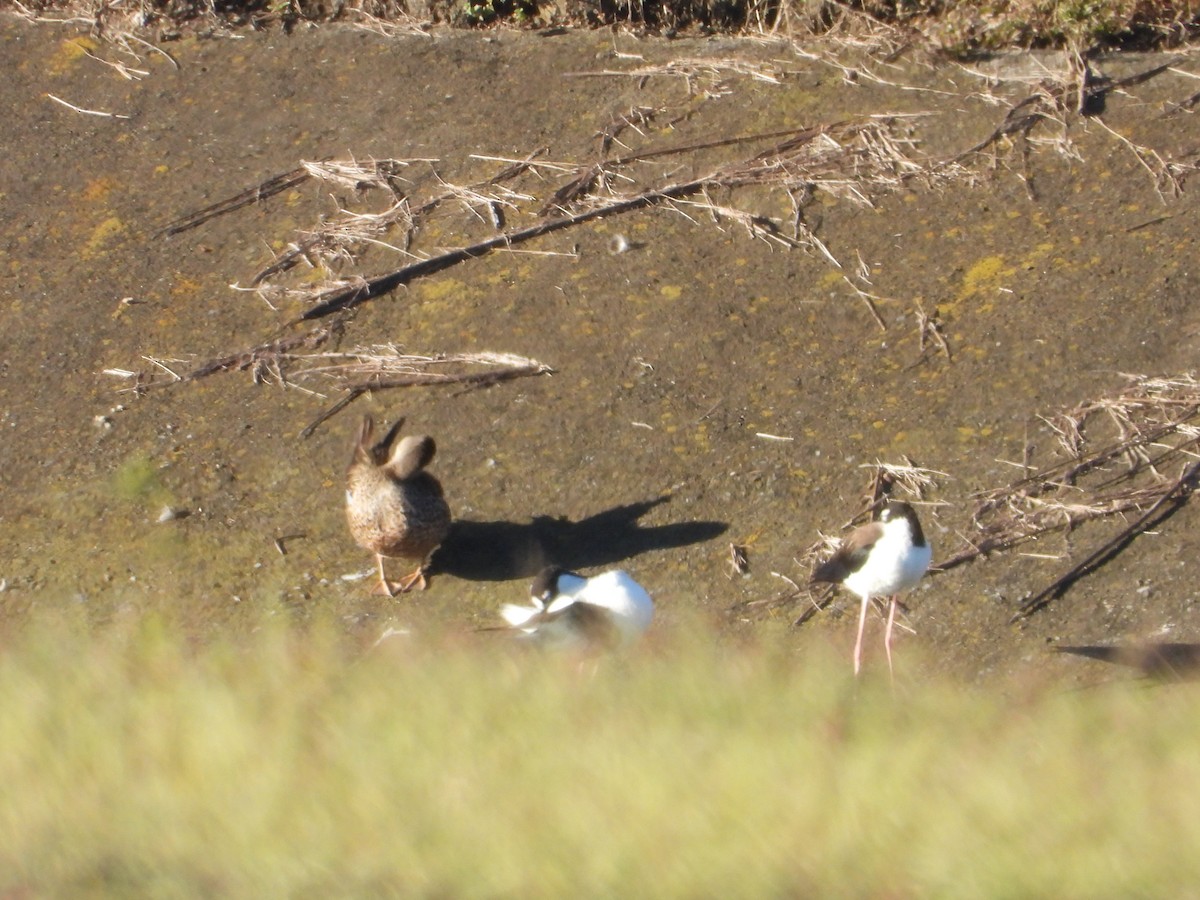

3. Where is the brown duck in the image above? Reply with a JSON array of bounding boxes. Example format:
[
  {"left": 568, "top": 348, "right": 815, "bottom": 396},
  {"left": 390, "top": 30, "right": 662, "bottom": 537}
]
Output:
[{"left": 345, "top": 416, "right": 451, "bottom": 596}]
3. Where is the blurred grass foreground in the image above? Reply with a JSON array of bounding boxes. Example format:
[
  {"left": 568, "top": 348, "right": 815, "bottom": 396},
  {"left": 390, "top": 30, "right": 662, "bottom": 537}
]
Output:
[{"left": 3, "top": 611, "right": 1200, "bottom": 896}]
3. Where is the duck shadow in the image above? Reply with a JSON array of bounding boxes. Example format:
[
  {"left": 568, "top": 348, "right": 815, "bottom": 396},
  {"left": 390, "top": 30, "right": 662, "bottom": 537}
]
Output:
[{"left": 430, "top": 495, "right": 727, "bottom": 583}]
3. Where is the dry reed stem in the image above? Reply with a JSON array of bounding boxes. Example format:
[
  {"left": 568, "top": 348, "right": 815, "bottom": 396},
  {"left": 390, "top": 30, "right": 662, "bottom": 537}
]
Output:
[
  {"left": 289, "top": 347, "right": 553, "bottom": 385},
  {"left": 45, "top": 92, "right": 130, "bottom": 118},
  {"left": 566, "top": 56, "right": 791, "bottom": 95},
  {"left": 127, "top": 327, "right": 553, "bottom": 433}
]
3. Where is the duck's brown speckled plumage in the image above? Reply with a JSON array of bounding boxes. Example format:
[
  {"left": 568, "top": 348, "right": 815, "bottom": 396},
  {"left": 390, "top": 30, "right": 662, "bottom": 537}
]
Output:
[{"left": 345, "top": 416, "right": 451, "bottom": 595}]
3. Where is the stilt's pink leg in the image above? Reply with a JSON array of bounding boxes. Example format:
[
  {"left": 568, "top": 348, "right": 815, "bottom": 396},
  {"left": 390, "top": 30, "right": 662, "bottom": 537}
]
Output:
[
  {"left": 884, "top": 595, "right": 898, "bottom": 683},
  {"left": 854, "top": 593, "right": 870, "bottom": 676}
]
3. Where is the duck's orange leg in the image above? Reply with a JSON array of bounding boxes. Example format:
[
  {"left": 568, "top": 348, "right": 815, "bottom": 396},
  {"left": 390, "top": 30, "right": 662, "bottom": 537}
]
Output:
[{"left": 371, "top": 554, "right": 398, "bottom": 596}]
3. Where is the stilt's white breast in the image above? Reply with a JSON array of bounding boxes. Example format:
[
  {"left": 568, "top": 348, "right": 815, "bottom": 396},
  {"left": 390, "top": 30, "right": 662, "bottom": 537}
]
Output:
[{"left": 843, "top": 518, "right": 931, "bottom": 600}]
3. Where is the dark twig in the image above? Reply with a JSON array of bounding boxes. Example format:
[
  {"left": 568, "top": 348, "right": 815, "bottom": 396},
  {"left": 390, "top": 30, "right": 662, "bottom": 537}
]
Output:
[
  {"left": 298, "top": 360, "right": 553, "bottom": 437},
  {"left": 298, "top": 386, "right": 369, "bottom": 439},
  {"left": 156, "top": 167, "right": 312, "bottom": 237}
]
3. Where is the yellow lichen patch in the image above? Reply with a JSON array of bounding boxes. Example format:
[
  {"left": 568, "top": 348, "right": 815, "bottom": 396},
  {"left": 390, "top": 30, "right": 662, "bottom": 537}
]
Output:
[
  {"left": 297, "top": 267, "right": 333, "bottom": 285},
  {"left": 817, "top": 269, "right": 843, "bottom": 290},
  {"left": 415, "top": 278, "right": 479, "bottom": 322},
  {"left": 154, "top": 165, "right": 169, "bottom": 176},
  {"left": 81, "top": 177, "right": 119, "bottom": 203},
  {"left": 962, "top": 256, "right": 1005, "bottom": 293},
  {"left": 82, "top": 217, "right": 126, "bottom": 259},
  {"left": 48, "top": 36, "right": 99, "bottom": 75},
  {"left": 952, "top": 255, "right": 1016, "bottom": 310},
  {"left": 170, "top": 276, "right": 204, "bottom": 299},
  {"left": 659, "top": 285, "right": 683, "bottom": 301}
]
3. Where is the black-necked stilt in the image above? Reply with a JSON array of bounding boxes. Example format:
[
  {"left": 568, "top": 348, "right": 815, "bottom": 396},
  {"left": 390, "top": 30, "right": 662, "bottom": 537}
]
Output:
[
  {"left": 501, "top": 566, "right": 654, "bottom": 652},
  {"left": 811, "top": 500, "right": 932, "bottom": 678}
]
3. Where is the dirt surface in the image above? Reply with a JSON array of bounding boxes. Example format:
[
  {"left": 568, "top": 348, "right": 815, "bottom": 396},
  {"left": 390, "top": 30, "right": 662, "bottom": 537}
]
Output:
[{"left": 2, "top": 17, "right": 1200, "bottom": 684}]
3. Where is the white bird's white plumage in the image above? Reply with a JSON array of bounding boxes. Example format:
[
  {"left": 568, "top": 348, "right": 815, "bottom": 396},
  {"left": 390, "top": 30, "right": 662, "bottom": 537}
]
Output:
[
  {"left": 811, "top": 500, "right": 932, "bottom": 679},
  {"left": 842, "top": 513, "right": 932, "bottom": 602},
  {"left": 501, "top": 567, "right": 654, "bottom": 651}
]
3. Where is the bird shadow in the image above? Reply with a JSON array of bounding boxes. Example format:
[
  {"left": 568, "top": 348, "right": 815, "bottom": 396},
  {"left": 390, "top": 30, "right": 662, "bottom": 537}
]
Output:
[
  {"left": 1056, "top": 642, "right": 1200, "bottom": 683},
  {"left": 429, "top": 495, "right": 727, "bottom": 582}
]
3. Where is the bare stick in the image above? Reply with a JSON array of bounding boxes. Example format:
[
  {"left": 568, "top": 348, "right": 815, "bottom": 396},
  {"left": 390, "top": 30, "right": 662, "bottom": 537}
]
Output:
[
  {"left": 298, "top": 359, "right": 553, "bottom": 437},
  {"left": 157, "top": 167, "right": 313, "bottom": 237}
]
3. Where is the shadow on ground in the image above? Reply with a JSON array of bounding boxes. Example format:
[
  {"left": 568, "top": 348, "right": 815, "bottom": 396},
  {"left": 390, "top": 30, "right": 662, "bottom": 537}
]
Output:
[{"left": 431, "top": 496, "right": 728, "bottom": 581}]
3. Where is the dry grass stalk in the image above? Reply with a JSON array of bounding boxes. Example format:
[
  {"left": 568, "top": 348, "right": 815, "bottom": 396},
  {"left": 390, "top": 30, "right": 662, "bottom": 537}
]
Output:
[
  {"left": 915, "top": 301, "right": 951, "bottom": 362},
  {"left": 160, "top": 156, "right": 426, "bottom": 240},
  {"left": 299, "top": 158, "right": 424, "bottom": 196},
  {"left": 597, "top": 106, "right": 662, "bottom": 157},
  {"left": 45, "top": 92, "right": 130, "bottom": 119},
  {"left": 125, "top": 327, "right": 552, "bottom": 433},
  {"left": 124, "top": 322, "right": 342, "bottom": 393},
  {"left": 344, "top": 6, "right": 431, "bottom": 37},
  {"left": 292, "top": 348, "right": 554, "bottom": 437},
  {"left": 567, "top": 57, "right": 791, "bottom": 94},
  {"left": 249, "top": 202, "right": 419, "bottom": 288},
  {"left": 239, "top": 153, "right": 544, "bottom": 290}
]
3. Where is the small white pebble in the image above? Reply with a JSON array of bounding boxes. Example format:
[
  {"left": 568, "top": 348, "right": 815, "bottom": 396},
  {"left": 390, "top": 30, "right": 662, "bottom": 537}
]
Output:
[{"left": 157, "top": 506, "right": 190, "bottom": 523}]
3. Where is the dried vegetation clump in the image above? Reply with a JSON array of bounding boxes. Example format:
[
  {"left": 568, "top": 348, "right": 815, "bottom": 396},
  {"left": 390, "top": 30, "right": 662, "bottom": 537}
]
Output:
[{"left": 946, "top": 374, "right": 1200, "bottom": 621}]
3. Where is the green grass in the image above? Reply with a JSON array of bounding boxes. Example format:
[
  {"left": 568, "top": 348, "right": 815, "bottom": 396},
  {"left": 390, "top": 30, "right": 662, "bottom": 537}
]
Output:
[{"left": 2, "top": 611, "right": 1200, "bottom": 897}]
